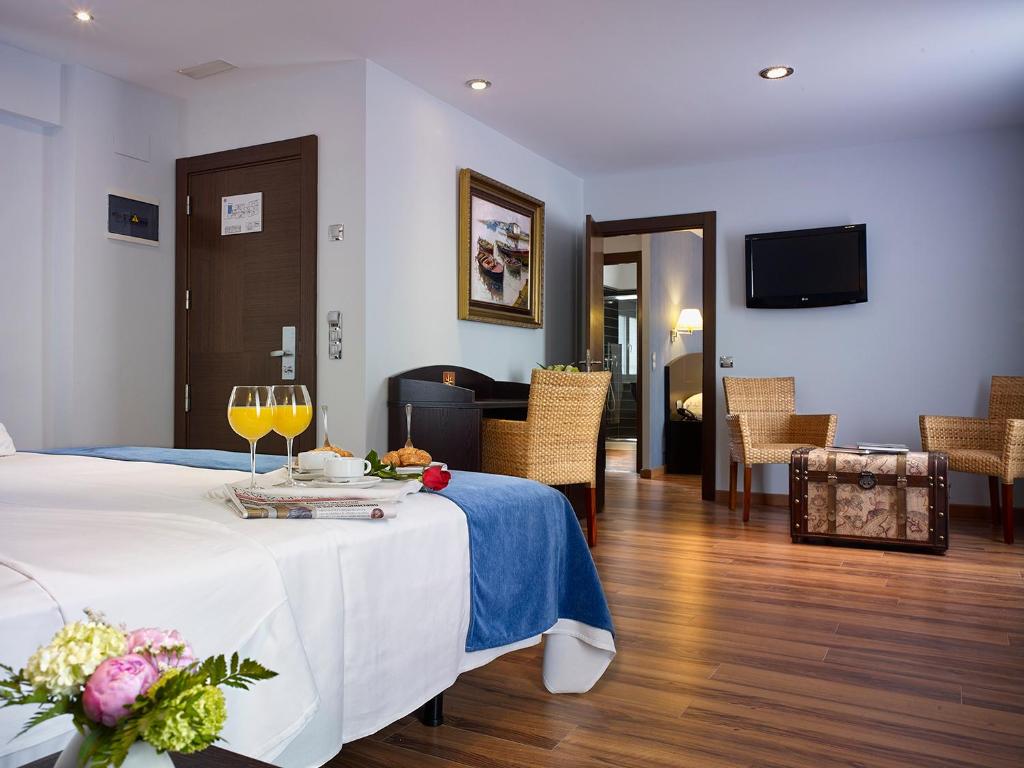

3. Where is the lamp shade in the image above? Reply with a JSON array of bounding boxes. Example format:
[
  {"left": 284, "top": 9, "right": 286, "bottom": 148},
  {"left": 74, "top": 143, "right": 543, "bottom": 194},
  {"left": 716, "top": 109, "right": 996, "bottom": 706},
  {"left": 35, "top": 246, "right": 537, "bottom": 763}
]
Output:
[{"left": 675, "top": 308, "right": 703, "bottom": 333}]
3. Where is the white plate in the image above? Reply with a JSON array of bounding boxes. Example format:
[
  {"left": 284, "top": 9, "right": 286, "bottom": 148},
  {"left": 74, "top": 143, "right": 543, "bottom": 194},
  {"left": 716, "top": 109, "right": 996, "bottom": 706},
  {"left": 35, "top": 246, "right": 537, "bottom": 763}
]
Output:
[
  {"left": 394, "top": 462, "right": 446, "bottom": 475},
  {"left": 312, "top": 476, "right": 383, "bottom": 488},
  {"left": 395, "top": 466, "right": 427, "bottom": 476}
]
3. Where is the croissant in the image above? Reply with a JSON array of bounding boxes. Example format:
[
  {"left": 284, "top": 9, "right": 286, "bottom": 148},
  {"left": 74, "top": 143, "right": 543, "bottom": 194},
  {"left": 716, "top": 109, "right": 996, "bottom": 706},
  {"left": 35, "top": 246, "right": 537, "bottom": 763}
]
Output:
[
  {"left": 382, "top": 447, "right": 432, "bottom": 467},
  {"left": 312, "top": 445, "right": 353, "bottom": 457}
]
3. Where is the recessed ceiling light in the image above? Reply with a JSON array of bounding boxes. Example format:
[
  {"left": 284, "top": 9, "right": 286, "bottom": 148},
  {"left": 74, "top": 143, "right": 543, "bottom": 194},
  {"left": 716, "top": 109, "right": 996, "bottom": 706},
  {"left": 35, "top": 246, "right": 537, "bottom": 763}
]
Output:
[
  {"left": 465, "top": 79, "right": 491, "bottom": 91},
  {"left": 73, "top": 10, "right": 94, "bottom": 22},
  {"left": 759, "top": 66, "right": 794, "bottom": 80}
]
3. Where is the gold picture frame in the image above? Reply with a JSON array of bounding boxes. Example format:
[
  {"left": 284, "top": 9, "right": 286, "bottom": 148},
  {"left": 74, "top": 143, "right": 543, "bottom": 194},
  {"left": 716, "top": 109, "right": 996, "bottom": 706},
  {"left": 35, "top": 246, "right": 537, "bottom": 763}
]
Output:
[{"left": 458, "top": 168, "right": 544, "bottom": 328}]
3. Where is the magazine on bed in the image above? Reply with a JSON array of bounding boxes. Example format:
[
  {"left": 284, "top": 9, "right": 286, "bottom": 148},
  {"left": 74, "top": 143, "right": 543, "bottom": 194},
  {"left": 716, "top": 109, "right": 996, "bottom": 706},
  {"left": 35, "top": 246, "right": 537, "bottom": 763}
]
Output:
[{"left": 226, "top": 487, "right": 399, "bottom": 520}]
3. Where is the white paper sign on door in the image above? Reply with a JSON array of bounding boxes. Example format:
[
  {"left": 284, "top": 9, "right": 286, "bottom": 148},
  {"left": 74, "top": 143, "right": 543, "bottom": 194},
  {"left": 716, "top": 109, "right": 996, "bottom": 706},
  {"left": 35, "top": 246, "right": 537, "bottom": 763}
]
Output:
[{"left": 221, "top": 192, "right": 262, "bottom": 235}]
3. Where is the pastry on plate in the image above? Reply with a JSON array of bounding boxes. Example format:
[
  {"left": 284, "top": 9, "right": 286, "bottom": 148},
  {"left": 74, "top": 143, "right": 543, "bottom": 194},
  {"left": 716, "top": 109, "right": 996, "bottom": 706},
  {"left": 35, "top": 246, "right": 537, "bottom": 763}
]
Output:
[
  {"left": 382, "top": 446, "right": 432, "bottom": 467},
  {"left": 312, "top": 445, "right": 353, "bottom": 458}
]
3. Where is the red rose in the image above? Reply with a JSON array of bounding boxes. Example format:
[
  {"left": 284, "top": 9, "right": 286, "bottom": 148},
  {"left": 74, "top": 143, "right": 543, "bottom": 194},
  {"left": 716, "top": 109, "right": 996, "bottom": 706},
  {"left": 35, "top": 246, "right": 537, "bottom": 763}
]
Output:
[{"left": 422, "top": 465, "right": 451, "bottom": 491}]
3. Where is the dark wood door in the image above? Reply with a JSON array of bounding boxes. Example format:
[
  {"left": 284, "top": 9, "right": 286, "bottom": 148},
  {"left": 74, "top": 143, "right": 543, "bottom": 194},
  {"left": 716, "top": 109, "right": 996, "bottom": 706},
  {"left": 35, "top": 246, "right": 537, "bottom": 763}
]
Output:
[
  {"left": 175, "top": 137, "right": 317, "bottom": 453},
  {"left": 585, "top": 215, "right": 605, "bottom": 370}
]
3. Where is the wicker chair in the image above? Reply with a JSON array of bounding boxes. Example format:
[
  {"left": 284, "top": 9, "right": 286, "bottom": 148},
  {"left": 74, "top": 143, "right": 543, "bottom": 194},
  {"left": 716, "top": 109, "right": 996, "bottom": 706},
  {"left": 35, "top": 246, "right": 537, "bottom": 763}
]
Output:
[
  {"left": 482, "top": 369, "right": 611, "bottom": 547},
  {"left": 724, "top": 377, "right": 838, "bottom": 523},
  {"left": 920, "top": 376, "right": 1024, "bottom": 544}
]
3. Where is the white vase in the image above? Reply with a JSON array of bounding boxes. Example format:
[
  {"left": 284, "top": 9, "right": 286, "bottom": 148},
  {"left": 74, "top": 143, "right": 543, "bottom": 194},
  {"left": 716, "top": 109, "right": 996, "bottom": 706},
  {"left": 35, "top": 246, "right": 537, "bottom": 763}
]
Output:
[{"left": 55, "top": 731, "right": 175, "bottom": 768}]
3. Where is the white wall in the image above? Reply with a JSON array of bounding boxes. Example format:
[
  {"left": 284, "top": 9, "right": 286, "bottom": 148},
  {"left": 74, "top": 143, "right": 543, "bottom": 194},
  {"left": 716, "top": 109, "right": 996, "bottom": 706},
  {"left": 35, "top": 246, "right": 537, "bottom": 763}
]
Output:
[
  {"left": 585, "top": 128, "right": 1024, "bottom": 503},
  {"left": 0, "top": 115, "right": 46, "bottom": 448},
  {"left": 0, "top": 42, "right": 61, "bottom": 126},
  {"left": 0, "top": 44, "right": 180, "bottom": 450},
  {"left": 363, "top": 62, "right": 583, "bottom": 452},
  {"left": 183, "top": 61, "right": 369, "bottom": 455},
  {"left": 58, "top": 65, "right": 180, "bottom": 447}
]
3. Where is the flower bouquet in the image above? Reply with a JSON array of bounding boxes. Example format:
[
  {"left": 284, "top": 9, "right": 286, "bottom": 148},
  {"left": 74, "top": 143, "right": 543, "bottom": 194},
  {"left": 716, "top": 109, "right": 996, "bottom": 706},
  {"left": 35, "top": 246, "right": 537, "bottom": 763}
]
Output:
[{"left": 0, "top": 612, "right": 276, "bottom": 767}]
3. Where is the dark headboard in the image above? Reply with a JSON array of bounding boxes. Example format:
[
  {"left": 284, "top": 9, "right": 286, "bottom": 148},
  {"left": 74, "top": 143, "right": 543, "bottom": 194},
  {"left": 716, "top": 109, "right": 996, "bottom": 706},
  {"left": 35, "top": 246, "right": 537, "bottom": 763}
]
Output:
[{"left": 665, "top": 353, "right": 703, "bottom": 420}]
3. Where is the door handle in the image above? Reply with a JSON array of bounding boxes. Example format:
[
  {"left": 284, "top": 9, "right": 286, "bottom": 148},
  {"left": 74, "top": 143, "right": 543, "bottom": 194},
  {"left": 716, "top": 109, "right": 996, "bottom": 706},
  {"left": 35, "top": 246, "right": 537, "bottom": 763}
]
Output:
[{"left": 273, "top": 326, "right": 296, "bottom": 380}]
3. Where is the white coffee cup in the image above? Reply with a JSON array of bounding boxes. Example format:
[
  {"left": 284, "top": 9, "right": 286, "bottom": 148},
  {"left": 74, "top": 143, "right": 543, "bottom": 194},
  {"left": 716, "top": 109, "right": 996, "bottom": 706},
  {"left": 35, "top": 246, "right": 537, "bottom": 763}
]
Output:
[
  {"left": 325, "top": 456, "right": 372, "bottom": 480},
  {"left": 298, "top": 451, "right": 329, "bottom": 471}
]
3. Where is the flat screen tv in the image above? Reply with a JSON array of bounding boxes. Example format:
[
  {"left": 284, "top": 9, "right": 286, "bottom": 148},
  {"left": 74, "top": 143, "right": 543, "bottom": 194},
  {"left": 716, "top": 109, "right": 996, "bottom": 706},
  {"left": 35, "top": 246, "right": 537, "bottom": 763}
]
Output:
[{"left": 745, "top": 224, "right": 867, "bottom": 308}]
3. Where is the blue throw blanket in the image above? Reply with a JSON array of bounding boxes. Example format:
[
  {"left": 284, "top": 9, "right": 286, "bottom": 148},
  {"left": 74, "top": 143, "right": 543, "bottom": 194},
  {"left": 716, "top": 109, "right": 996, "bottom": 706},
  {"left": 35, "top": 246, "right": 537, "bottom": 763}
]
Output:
[
  {"left": 440, "top": 471, "right": 614, "bottom": 652},
  {"left": 37, "top": 448, "right": 613, "bottom": 653},
  {"left": 40, "top": 446, "right": 287, "bottom": 474}
]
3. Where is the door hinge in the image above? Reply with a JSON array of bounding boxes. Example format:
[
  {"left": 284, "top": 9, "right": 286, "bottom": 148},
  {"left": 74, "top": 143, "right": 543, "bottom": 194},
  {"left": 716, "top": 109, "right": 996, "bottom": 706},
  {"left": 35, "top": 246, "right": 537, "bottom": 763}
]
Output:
[
  {"left": 186, "top": 195, "right": 191, "bottom": 215},
  {"left": 184, "top": 289, "right": 190, "bottom": 311},
  {"left": 184, "top": 384, "right": 191, "bottom": 412}
]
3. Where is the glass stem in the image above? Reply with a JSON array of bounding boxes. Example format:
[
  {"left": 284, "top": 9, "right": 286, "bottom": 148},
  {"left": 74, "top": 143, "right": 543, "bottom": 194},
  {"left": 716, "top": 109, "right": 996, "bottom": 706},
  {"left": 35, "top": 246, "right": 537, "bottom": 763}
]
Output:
[
  {"left": 249, "top": 440, "right": 258, "bottom": 488},
  {"left": 286, "top": 437, "right": 294, "bottom": 485}
]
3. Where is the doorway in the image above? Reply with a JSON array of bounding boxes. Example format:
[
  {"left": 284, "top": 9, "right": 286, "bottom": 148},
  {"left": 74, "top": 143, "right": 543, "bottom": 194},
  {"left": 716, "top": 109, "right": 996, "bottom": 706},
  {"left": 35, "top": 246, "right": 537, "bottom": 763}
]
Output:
[
  {"left": 175, "top": 136, "right": 318, "bottom": 453},
  {"left": 586, "top": 212, "right": 717, "bottom": 501},
  {"left": 602, "top": 249, "right": 641, "bottom": 474}
]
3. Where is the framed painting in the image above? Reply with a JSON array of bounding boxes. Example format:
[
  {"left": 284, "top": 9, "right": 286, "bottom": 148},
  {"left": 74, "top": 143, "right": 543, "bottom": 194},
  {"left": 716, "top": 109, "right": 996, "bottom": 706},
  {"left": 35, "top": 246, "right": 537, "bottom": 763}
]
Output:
[{"left": 458, "top": 168, "right": 544, "bottom": 328}]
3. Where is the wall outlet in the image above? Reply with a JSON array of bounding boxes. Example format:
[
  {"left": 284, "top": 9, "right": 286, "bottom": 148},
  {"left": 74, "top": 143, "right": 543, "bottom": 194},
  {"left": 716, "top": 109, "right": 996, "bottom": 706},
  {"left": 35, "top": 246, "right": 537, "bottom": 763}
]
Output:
[
  {"left": 328, "top": 224, "right": 344, "bottom": 241},
  {"left": 719, "top": 356, "right": 734, "bottom": 369}
]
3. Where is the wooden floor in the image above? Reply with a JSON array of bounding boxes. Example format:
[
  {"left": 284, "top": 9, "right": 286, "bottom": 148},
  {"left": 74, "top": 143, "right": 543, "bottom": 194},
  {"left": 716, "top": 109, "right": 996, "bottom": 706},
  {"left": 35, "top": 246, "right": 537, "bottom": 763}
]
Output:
[
  {"left": 605, "top": 442, "right": 638, "bottom": 473},
  {"left": 330, "top": 473, "right": 1024, "bottom": 768}
]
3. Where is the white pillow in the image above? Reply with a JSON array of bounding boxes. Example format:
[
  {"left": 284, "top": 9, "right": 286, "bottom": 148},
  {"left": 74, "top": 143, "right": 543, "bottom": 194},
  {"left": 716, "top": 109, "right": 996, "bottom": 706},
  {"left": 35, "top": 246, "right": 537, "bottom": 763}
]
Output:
[
  {"left": 682, "top": 393, "right": 703, "bottom": 421},
  {"left": 0, "top": 423, "right": 14, "bottom": 456}
]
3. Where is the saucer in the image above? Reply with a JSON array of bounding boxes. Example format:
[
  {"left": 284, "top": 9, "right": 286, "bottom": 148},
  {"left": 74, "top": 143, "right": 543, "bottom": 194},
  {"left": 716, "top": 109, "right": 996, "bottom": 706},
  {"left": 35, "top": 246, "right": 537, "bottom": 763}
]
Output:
[{"left": 316, "top": 476, "right": 382, "bottom": 488}]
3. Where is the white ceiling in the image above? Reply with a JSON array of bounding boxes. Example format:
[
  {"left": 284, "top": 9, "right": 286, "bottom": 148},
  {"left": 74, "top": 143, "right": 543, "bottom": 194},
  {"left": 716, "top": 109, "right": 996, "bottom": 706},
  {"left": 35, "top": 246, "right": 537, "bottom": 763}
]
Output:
[{"left": 1, "top": 0, "right": 1022, "bottom": 175}]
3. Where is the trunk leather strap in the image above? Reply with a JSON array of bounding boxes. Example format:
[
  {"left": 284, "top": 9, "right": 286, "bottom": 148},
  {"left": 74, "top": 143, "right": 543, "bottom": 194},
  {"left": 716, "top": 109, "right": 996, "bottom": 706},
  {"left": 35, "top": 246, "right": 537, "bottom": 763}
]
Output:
[
  {"left": 826, "top": 452, "right": 838, "bottom": 534},
  {"left": 895, "top": 453, "right": 908, "bottom": 538}
]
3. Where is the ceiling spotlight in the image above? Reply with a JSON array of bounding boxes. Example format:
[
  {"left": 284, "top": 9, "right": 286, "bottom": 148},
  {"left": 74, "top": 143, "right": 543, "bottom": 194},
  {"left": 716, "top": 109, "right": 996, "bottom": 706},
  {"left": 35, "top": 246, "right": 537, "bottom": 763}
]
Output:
[
  {"left": 759, "top": 66, "right": 794, "bottom": 80},
  {"left": 73, "top": 10, "right": 94, "bottom": 22},
  {"left": 465, "top": 79, "right": 491, "bottom": 91}
]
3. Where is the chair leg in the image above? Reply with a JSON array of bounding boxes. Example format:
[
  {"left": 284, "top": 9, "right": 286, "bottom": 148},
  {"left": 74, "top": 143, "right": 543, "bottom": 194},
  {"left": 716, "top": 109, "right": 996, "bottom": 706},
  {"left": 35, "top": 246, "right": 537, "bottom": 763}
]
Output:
[
  {"left": 728, "top": 461, "right": 738, "bottom": 510},
  {"left": 586, "top": 485, "right": 597, "bottom": 548},
  {"left": 1002, "top": 483, "right": 1014, "bottom": 545},
  {"left": 743, "top": 466, "right": 752, "bottom": 523},
  {"left": 989, "top": 476, "right": 1000, "bottom": 525}
]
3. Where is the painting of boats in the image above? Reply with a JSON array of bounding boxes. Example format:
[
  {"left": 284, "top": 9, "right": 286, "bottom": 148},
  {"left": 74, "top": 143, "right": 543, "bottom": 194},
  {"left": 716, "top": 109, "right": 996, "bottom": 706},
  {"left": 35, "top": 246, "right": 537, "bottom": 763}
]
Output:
[
  {"left": 495, "top": 238, "right": 529, "bottom": 266},
  {"left": 479, "top": 219, "right": 532, "bottom": 242},
  {"left": 476, "top": 249, "right": 504, "bottom": 283},
  {"left": 459, "top": 168, "right": 544, "bottom": 328}
]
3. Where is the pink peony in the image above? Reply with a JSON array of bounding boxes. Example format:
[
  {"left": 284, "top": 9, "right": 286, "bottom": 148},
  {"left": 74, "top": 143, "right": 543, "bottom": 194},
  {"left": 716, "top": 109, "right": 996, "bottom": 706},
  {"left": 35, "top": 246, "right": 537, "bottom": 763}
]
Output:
[
  {"left": 82, "top": 655, "right": 158, "bottom": 727},
  {"left": 125, "top": 628, "right": 195, "bottom": 672}
]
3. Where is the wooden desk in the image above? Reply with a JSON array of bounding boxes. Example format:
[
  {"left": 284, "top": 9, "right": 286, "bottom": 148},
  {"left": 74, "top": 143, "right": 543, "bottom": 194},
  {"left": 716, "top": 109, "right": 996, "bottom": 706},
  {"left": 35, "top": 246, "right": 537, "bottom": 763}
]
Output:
[{"left": 387, "top": 365, "right": 605, "bottom": 512}]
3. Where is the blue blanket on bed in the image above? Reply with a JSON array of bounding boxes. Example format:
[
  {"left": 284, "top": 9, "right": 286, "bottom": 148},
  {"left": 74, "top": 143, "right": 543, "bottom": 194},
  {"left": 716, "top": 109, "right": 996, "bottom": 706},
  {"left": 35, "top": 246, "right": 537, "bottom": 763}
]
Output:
[
  {"left": 440, "top": 471, "right": 614, "bottom": 652},
  {"left": 39, "top": 446, "right": 287, "bottom": 474},
  {"left": 37, "top": 448, "right": 612, "bottom": 653}
]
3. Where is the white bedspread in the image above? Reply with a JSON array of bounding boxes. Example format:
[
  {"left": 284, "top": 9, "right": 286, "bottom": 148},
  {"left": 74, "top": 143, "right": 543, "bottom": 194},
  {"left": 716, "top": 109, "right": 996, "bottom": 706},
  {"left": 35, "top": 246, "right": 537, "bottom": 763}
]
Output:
[{"left": 0, "top": 454, "right": 614, "bottom": 767}]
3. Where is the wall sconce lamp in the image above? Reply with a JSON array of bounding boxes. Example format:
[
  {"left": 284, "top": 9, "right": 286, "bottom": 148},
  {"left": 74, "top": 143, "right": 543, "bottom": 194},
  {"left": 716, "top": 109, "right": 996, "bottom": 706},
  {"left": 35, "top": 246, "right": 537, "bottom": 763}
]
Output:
[{"left": 671, "top": 308, "right": 703, "bottom": 341}]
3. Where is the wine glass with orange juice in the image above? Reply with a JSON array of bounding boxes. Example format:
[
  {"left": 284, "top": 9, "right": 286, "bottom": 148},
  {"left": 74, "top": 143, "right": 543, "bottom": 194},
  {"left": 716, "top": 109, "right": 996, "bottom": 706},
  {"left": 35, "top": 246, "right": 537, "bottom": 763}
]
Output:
[
  {"left": 227, "top": 386, "right": 276, "bottom": 488},
  {"left": 270, "top": 384, "right": 312, "bottom": 485}
]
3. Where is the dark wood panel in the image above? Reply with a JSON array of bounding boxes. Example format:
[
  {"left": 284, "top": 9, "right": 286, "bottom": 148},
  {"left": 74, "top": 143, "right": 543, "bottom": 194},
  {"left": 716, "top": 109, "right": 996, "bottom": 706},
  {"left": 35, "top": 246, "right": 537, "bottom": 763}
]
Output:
[
  {"left": 331, "top": 472, "right": 1024, "bottom": 768},
  {"left": 387, "top": 404, "right": 484, "bottom": 470},
  {"left": 175, "top": 136, "right": 317, "bottom": 454}
]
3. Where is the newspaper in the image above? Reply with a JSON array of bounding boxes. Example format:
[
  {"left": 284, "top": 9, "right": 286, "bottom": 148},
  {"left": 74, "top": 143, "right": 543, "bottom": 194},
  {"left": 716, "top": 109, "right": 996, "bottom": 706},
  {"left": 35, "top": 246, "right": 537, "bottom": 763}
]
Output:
[{"left": 226, "top": 486, "right": 399, "bottom": 520}]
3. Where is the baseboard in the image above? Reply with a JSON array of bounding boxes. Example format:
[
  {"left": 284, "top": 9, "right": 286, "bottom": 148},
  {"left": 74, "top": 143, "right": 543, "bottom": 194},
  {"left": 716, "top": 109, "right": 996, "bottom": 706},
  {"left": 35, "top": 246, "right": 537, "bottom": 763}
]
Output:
[
  {"left": 714, "top": 490, "right": 787, "bottom": 507},
  {"left": 949, "top": 503, "right": 1023, "bottom": 520},
  {"left": 640, "top": 465, "right": 666, "bottom": 479}
]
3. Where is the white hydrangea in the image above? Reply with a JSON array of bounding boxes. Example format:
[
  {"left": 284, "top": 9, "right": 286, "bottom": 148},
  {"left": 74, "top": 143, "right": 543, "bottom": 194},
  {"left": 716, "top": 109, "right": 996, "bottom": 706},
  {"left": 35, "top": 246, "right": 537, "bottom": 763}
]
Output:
[{"left": 24, "top": 621, "right": 126, "bottom": 697}]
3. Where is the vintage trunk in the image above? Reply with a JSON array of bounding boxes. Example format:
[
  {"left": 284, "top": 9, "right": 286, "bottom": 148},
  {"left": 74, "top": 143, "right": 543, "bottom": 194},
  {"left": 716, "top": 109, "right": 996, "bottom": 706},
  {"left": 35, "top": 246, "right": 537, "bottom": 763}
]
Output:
[{"left": 790, "top": 448, "right": 949, "bottom": 553}]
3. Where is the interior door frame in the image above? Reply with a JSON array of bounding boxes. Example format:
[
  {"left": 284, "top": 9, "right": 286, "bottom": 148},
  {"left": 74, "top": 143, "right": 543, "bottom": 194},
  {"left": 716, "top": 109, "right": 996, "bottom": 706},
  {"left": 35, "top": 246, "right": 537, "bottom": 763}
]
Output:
[
  {"left": 174, "top": 135, "right": 318, "bottom": 448},
  {"left": 586, "top": 211, "right": 717, "bottom": 501},
  {"left": 602, "top": 250, "right": 644, "bottom": 474}
]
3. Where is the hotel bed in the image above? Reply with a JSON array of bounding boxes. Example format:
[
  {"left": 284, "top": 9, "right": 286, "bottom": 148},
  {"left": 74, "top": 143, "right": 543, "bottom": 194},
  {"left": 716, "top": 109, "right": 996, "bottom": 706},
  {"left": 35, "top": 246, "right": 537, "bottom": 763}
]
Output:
[{"left": 0, "top": 451, "right": 615, "bottom": 768}]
